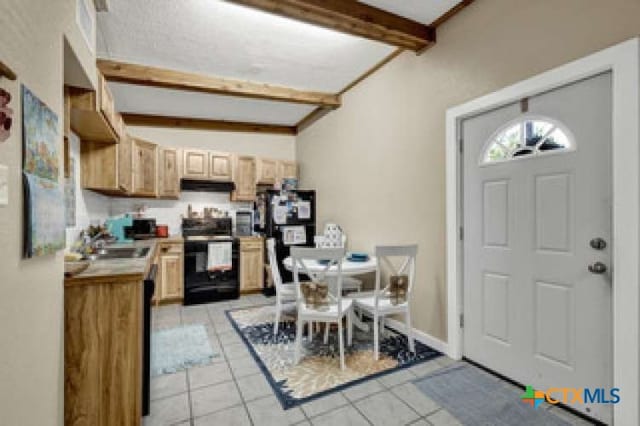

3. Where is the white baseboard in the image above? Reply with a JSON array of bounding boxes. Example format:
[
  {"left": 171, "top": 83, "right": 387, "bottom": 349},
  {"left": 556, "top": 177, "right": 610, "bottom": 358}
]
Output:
[{"left": 383, "top": 317, "right": 451, "bottom": 357}]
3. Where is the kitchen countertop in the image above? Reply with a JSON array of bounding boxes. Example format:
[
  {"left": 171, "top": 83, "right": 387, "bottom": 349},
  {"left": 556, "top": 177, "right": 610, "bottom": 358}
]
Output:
[
  {"left": 64, "top": 239, "right": 162, "bottom": 286},
  {"left": 155, "top": 235, "right": 184, "bottom": 243}
]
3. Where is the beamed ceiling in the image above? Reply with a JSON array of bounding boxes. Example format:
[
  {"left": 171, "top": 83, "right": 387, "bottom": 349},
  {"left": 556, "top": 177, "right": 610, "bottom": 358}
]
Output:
[{"left": 95, "top": 0, "right": 473, "bottom": 133}]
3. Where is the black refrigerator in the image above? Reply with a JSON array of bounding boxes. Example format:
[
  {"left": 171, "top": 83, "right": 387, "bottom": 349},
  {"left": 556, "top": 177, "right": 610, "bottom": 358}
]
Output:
[{"left": 262, "top": 189, "right": 316, "bottom": 294}]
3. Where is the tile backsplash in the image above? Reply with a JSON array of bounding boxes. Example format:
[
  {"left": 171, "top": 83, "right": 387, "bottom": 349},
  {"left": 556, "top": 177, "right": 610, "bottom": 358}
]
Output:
[{"left": 109, "top": 191, "right": 252, "bottom": 235}]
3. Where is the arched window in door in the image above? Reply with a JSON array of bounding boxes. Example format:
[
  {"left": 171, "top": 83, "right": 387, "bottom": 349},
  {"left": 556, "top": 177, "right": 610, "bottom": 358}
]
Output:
[{"left": 481, "top": 116, "right": 575, "bottom": 165}]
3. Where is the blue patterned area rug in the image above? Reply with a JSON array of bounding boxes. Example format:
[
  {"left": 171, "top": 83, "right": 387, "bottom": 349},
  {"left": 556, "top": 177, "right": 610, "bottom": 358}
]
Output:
[
  {"left": 151, "top": 324, "right": 217, "bottom": 376},
  {"left": 227, "top": 304, "right": 441, "bottom": 409}
]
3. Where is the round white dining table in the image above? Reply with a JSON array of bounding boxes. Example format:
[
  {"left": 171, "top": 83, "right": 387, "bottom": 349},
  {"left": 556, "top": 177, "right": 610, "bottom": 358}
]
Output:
[
  {"left": 282, "top": 255, "right": 377, "bottom": 332},
  {"left": 282, "top": 256, "right": 377, "bottom": 276}
]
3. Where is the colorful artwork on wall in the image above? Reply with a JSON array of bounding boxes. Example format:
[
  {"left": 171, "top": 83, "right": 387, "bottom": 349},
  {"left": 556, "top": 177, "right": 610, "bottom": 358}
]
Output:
[
  {"left": 22, "top": 85, "right": 59, "bottom": 181},
  {"left": 24, "top": 174, "right": 65, "bottom": 257},
  {"left": 21, "top": 85, "right": 64, "bottom": 257}
]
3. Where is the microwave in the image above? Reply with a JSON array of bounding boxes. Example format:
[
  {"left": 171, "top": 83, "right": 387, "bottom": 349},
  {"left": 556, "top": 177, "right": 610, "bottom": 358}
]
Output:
[
  {"left": 235, "top": 210, "right": 253, "bottom": 236},
  {"left": 124, "top": 218, "right": 157, "bottom": 240}
]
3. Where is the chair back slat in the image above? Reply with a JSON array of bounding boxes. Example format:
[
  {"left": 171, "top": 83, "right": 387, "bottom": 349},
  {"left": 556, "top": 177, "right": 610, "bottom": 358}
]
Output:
[
  {"left": 374, "top": 245, "right": 418, "bottom": 306},
  {"left": 291, "top": 247, "right": 345, "bottom": 314}
]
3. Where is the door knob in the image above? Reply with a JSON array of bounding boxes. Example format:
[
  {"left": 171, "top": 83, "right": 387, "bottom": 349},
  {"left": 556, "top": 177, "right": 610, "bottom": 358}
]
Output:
[
  {"left": 590, "top": 238, "right": 607, "bottom": 250},
  {"left": 588, "top": 262, "right": 607, "bottom": 274}
]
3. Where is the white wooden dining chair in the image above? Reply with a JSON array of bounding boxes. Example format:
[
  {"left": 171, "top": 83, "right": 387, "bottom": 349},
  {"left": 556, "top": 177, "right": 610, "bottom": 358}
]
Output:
[
  {"left": 291, "top": 247, "right": 353, "bottom": 370},
  {"left": 266, "top": 238, "right": 297, "bottom": 337},
  {"left": 314, "top": 233, "right": 362, "bottom": 293},
  {"left": 353, "top": 245, "right": 418, "bottom": 360}
]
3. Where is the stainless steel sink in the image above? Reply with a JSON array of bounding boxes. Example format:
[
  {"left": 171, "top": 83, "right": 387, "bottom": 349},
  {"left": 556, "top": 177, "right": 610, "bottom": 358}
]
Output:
[{"left": 91, "top": 247, "right": 151, "bottom": 260}]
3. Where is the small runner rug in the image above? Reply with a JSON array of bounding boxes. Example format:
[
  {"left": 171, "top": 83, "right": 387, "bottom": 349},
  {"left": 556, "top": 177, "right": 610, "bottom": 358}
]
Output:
[
  {"left": 413, "top": 363, "right": 571, "bottom": 426},
  {"left": 227, "top": 304, "right": 441, "bottom": 409}
]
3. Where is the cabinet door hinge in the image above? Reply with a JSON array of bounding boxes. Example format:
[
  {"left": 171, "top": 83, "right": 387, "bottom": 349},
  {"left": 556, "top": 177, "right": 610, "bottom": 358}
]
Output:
[
  {"left": 459, "top": 138, "right": 464, "bottom": 153},
  {"left": 460, "top": 313, "right": 464, "bottom": 328},
  {"left": 459, "top": 226, "right": 464, "bottom": 241}
]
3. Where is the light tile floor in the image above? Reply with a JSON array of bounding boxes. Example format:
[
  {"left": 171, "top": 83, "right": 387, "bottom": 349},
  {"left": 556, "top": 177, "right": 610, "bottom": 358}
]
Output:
[{"left": 145, "top": 294, "right": 595, "bottom": 426}]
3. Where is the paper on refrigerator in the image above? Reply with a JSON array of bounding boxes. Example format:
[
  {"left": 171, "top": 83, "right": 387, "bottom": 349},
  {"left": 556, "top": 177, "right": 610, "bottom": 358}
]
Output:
[
  {"left": 273, "top": 204, "right": 288, "bottom": 224},
  {"left": 297, "top": 200, "right": 311, "bottom": 219},
  {"left": 282, "top": 225, "right": 306, "bottom": 245}
]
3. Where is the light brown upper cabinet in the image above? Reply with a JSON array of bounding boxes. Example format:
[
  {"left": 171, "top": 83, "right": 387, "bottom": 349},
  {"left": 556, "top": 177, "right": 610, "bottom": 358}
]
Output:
[
  {"left": 277, "top": 160, "right": 299, "bottom": 182},
  {"left": 182, "top": 149, "right": 209, "bottom": 179},
  {"left": 131, "top": 138, "right": 158, "bottom": 197},
  {"left": 68, "top": 72, "right": 120, "bottom": 144},
  {"left": 256, "top": 157, "right": 277, "bottom": 185},
  {"left": 209, "top": 152, "right": 233, "bottom": 181},
  {"left": 232, "top": 155, "right": 257, "bottom": 202},
  {"left": 118, "top": 134, "right": 132, "bottom": 193},
  {"left": 80, "top": 135, "right": 132, "bottom": 195},
  {"left": 81, "top": 142, "right": 119, "bottom": 191},
  {"left": 158, "top": 148, "right": 180, "bottom": 198}
]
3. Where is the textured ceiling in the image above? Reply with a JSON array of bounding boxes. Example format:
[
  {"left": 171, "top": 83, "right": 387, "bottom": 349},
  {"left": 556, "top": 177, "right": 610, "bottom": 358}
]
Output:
[
  {"left": 109, "top": 82, "right": 315, "bottom": 126},
  {"left": 97, "top": 0, "right": 396, "bottom": 93},
  {"left": 359, "top": 0, "right": 461, "bottom": 25},
  {"left": 96, "top": 0, "right": 462, "bottom": 127}
]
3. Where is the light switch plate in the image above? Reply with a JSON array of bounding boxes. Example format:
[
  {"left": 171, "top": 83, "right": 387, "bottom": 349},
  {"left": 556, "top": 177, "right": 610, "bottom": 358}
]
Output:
[{"left": 0, "top": 164, "right": 8, "bottom": 206}]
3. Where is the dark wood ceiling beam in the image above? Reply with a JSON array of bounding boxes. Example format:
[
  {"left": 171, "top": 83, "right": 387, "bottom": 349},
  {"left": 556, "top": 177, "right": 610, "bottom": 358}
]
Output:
[
  {"left": 227, "top": 0, "right": 436, "bottom": 52},
  {"left": 122, "top": 113, "right": 297, "bottom": 135},
  {"left": 97, "top": 59, "right": 341, "bottom": 108}
]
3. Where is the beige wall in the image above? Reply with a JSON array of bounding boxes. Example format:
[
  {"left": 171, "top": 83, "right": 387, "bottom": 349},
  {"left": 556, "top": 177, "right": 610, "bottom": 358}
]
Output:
[
  {"left": 127, "top": 126, "right": 296, "bottom": 161},
  {"left": 0, "top": 0, "right": 96, "bottom": 424},
  {"left": 296, "top": 0, "right": 640, "bottom": 341}
]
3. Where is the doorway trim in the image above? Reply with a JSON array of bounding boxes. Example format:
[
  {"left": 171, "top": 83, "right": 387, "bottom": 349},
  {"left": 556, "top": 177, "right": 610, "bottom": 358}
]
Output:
[{"left": 445, "top": 38, "right": 639, "bottom": 424}]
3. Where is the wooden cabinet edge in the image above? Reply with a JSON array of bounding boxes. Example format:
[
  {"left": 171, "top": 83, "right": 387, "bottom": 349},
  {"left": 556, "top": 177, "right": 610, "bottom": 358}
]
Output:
[
  {"left": 68, "top": 86, "right": 120, "bottom": 145},
  {"left": 64, "top": 276, "right": 143, "bottom": 425}
]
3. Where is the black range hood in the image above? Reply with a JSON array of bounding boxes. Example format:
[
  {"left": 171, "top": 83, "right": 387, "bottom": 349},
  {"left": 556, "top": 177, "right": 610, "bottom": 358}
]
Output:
[{"left": 180, "top": 179, "right": 236, "bottom": 193}]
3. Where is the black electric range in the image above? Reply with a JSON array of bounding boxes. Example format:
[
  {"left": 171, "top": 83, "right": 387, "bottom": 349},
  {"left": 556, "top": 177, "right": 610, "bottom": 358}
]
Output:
[{"left": 182, "top": 218, "right": 239, "bottom": 305}]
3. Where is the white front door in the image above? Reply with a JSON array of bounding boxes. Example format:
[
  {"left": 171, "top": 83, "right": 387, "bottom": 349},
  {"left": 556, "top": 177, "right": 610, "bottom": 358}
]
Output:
[{"left": 462, "top": 72, "right": 612, "bottom": 423}]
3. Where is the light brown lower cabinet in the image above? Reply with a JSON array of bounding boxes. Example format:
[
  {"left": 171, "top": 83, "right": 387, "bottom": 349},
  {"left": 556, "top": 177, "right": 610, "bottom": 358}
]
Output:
[
  {"left": 240, "top": 237, "right": 264, "bottom": 293},
  {"left": 65, "top": 276, "right": 142, "bottom": 426},
  {"left": 155, "top": 242, "right": 184, "bottom": 304}
]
